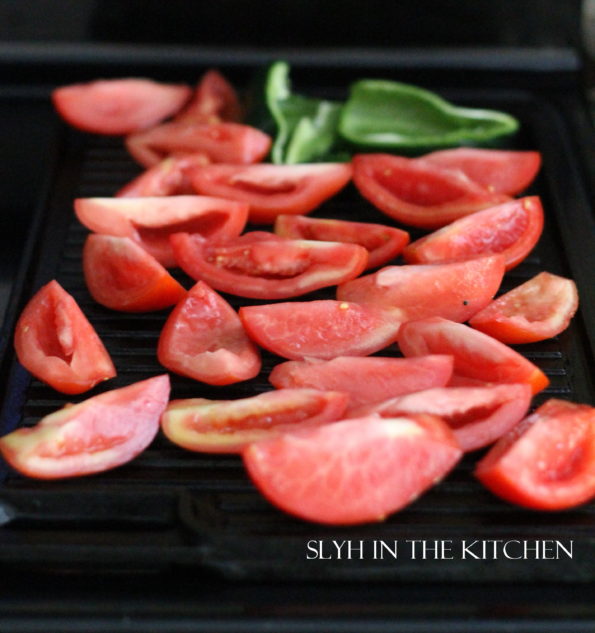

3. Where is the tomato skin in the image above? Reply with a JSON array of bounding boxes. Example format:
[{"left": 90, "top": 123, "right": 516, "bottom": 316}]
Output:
[
  {"left": 336, "top": 254, "right": 505, "bottom": 324},
  {"left": 14, "top": 280, "right": 116, "bottom": 395},
  {"left": 74, "top": 195, "right": 249, "bottom": 268},
  {"left": 420, "top": 148, "right": 542, "bottom": 196},
  {"left": 116, "top": 153, "right": 211, "bottom": 198},
  {"left": 239, "top": 300, "right": 401, "bottom": 360},
  {"left": 125, "top": 122, "right": 271, "bottom": 168},
  {"left": 190, "top": 163, "right": 353, "bottom": 224},
  {"left": 157, "top": 281, "right": 261, "bottom": 385},
  {"left": 398, "top": 317, "right": 550, "bottom": 395},
  {"left": 468, "top": 272, "right": 579, "bottom": 344},
  {"left": 52, "top": 79, "right": 191, "bottom": 135},
  {"left": 475, "top": 399, "right": 595, "bottom": 510},
  {"left": 352, "top": 383, "right": 532, "bottom": 452},
  {"left": 0, "top": 375, "right": 170, "bottom": 479},
  {"left": 352, "top": 153, "right": 510, "bottom": 229},
  {"left": 269, "top": 355, "right": 454, "bottom": 410},
  {"left": 83, "top": 235, "right": 187, "bottom": 312},
  {"left": 174, "top": 69, "right": 242, "bottom": 124},
  {"left": 274, "top": 214, "right": 409, "bottom": 269},
  {"left": 243, "top": 413, "right": 462, "bottom": 525},
  {"left": 161, "top": 389, "right": 349, "bottom": 453},
  {"left": 403, "top": 196, "right": 544, "bottom": 271},
  {"left": 170, "top": 231, "right": 368, "bottom": 300}
]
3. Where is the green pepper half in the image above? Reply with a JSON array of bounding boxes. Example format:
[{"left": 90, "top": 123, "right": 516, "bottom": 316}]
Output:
[
  {"left": 265, "top": 61, "right": 343, "bottom": 164},
  {"left": 338, "top": 79, "right": 519, "bottom": 150}
]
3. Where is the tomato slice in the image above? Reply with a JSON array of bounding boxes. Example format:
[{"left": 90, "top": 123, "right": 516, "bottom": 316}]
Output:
[
  {"left": 403, "top": 196, "right": 544, "bottom": 270},
  {"left": 468, "top": 272, "right": 579, "bottom": 344},
  {"left": 352, "top": 153, "right": 510, "bottom": 229},
  {"left": 353, "top": 383, "right": 532, "bottom": 452},
  {"left": 420, "top": 148, "right": 542, "bottom": 196},
  {"left": 14, "top": 280, "right": 116, "bottom": 395},
  {"left": 116, "top": 153, "right": 211, "bottom": 198},
  {"left": 336, "top": 254, "right": 505, "bottom": 324},
  {"left": 243, "top": 413, "right": 462, "bottom": 525},
  {"left": 125, "top": 122, "right": 271, "bottom": 168},
  {"left": 74, "top": 195, "right": 249, "bottom": 268},
  {"left": 475, "top": 399, "right": 595, "bottom": 510},
  {"left": 174, "top": 69, "right": 242, "bottom": 124},
  {"left": 157, "top": 280, "right": 261, "bottom": 385},
  {"left": 239, "top": 300, "right": 401, "bottom": 360},
  {"left": 274, "top": 214, "right": 409, "bottom": 270},
  {"left": 269, "top": 355, "right": 454, "bottom": 410},
  {"left": 161, "top": 389, "right": 349, "bottom": 453},
  {"left": 83, "top": 235, "right": 186, "bottom": 312},
  {"left": 0, "top": 375, "right": 169, "bottom": 479},
  {"left": 52, "top": 78, "right": 191, "bottom": 135},
  {"left": 397, "top": 317, "right": 550, "bottom": 394},
  {"left": 190, "top": 163, "right": 353, "bottom": 224},
  {"left": 170, "top": 231, "right": 368, "bottom": 300}
]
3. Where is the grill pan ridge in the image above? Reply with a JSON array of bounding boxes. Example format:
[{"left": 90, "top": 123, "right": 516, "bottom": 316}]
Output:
[{"left": 0, "top": 58, "right": 594, "bottom": 583}]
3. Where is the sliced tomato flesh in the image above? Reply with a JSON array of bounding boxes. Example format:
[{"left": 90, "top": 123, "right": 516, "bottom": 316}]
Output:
[
  {"left": 14, "top": 280, "right": 116, "bottom": 394},
  {"left": 51, "top": 78, "right": 192, "bottom": 135},
  {"left": 475, "top": 399, "right": 595, "bottom": 510},
  {"left": 125, "top": 122, "right": 272, "bottom": 168},
  {"left": 157, "top": 280, "right": 261, "bottom": 385},
  {"left": 337, "top": 254, "right": 505, "bottom": 324},
  {"left": 274, "top": 214, "right": 409, "bottom": 269},
  {"left": 239, "top": 300, "right": 401, "bottom": 360},
  {"left": 243, "top": 413, "right": 462, "bottom": 525},
  {"left": 74, "top": 195, "right": 249, "bottom": 268},
  {"left": 269, "top": 355, "right": 454, "bottom": 410},
  {"left": 398, "top": 317, "right": 549, "bottom": 395},
  {"left": 469, "top": 272, "right": 579, "bottom": 344},
  {"left": 83, "top": 235, "right": 187, "bottom": 312},
  {"left": 0, "top": 375, "right": 170, "bottom": 479},
  {"left": 352, "top": 153, "right": 510, "bottom": 229},
  {"left": 161, "top": 389, "right": 349, "bottom": 453},
  {"left": 191, "top": 162, "right": 353, "bottom": 224},
  {"left": 420, "top": 148, "right": 542, "bottom": 196},
  {"left": 353, "top": 383, "right": 532, "bottom": 452},
  {"left": 403, "top": 196, "right": 544, "bottom": 271},
  {"left": 170, "top": 232, "right": 368, "bottom": 299}
]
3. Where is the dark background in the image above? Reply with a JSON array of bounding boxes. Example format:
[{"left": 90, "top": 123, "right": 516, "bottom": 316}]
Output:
[{"left": 0, "top": 0, "right": 585, "bottom": 49}]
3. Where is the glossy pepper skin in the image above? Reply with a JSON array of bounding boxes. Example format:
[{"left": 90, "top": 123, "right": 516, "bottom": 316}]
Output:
[{"left": 338, "top": 79, "right": 519, "bottom": 150}]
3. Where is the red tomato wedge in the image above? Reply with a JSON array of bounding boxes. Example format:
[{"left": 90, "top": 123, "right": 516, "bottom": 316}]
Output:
[
  {"left": 469, "top": 272, "right": 579, "bottom": 344},
  {"left": 0, "top": 375, "right": 169, "bottom": 480},
  {"left": 190, "top": 162, "right": 353, "bottom": 224},
  {"left": 398, "top": 317, "right": 550, "bottom": 394},
  {"left": 336, "top": 254, "right": 505, "bottom": 324},
  {"left": 274, "top": 214, "right": 409, "bottom": 270},
  {"left": 352, "top": 383, "right": 532, "bottom": 452},
  {"left": 243, "top": 413, "right": 462, "bottom": 525},
  {"left": 352, "top": 153, "right": 510, "bottom": 229},
  {"left": 174, "top": 69, "right": 242, "bottom": 124},
  {"left": 420, "top": 148, "right": 542, "bottom": 196},
  {"left": 74, "top": 195, "right": 249, "bottom": 268},
  {"left": 157, "top": 281, "right": 260, "bottom": 385},
  {"left": 116, "top": 153, "right": 211, "bottom": 198},
  {"left": 475, "top": 399, "right": 595, "bottom": 510},
  {"left": 82, "top": 235, "right": 186, "bottom": 312},
  {"left": 403, "top": 196, "right": 544, "bottom": 271},
  {"left": 161, "top": 389, "right": 349, "bottom": 453},
  {"left": 239, "top": 300, "right": 401, "bottom": 360},
  {"left": 125, "top": 122, "right": 271, "bottom": 168},
  {"left": 14, "top": 280, "right": 116, "bottom": 395},
  {"left": 52, "top": 79, "right": 191, "bottom": 135},
  {"left": 269, "top": 355, "right": 454, "bottom": 410},
  {"left": 170, "top": 231, "right": 368, "bottom": 300}
]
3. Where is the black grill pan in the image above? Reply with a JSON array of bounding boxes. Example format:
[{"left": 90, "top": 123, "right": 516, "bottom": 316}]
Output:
[{"left": 0, "top": 48, "right": 595, "bottom": 588}]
